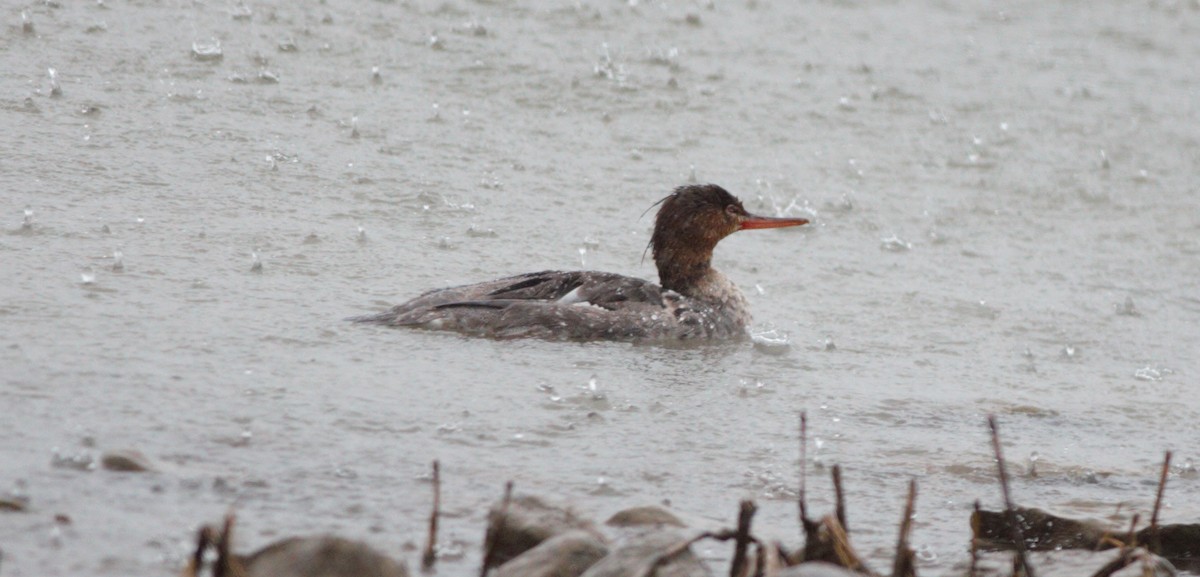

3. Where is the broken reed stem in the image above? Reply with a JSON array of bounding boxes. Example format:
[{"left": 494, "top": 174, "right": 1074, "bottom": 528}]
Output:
[
  {"left": 832, "top": 465, "right": 847, "bottom": 533},
  {"left": 1125, "top": 514, "right": 1140, "bottom": 549},
  {"left": 480, "top": 481, "right": 514, "bottom": 577},
  {"left": 892, "top": 479, "right": 918, "bottom": 577},
  {"left": 639, "top": 529, "right": 757, "bottom": 577},
  {"left": 1149, "top": 451, "right": 1171, "bottom": 554},
  {"left": 1089, "top": 547, "right": 1141, "bottom": 577},
  {"left": 825, "top": 515, "right": 862, "bottom": 571},
  {"left": 189, "top": 525, "right": 215, "bottom": 577},
  {"left": 422, "top": 460, "right": 441, "bottom": 571},
  {"left": 751, "top": 541, "right": 770, "bottom": 577},
  {"left": 730, "top": 500, "right": 757, "bottom": 577},
  {"left": 799, "top": 412, "right": 811, "bottom": 529},
  {"left": 970, "top": 500, "right": 981, "bottom": 577},
  {"left": 987, "top": 416, "right": 1036, "bottom": 577},
  {"left": 215, "top": 513, "right": 236, "bottom": 577}
]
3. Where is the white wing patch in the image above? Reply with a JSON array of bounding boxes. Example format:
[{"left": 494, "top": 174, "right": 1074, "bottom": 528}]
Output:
[
  {"left": 556, "top": 287, "right": 585, "bottom": 305},
  {"left": 556, "top": 287, "right": 607, "bottom": 310}
]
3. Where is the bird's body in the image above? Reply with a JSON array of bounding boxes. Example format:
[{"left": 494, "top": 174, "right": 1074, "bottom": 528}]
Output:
[{"left": 352, "top": 184, "right": 808, "bottom": 341}]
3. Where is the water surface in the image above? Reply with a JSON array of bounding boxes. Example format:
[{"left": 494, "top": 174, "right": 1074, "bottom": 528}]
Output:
[{"left": 2, "top": 1, "right": 1198, "bottom": 575}]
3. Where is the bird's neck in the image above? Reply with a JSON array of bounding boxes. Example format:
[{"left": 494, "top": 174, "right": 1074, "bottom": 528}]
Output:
[{"left": 655, "top": 244, "right": 716, "bottom": 297}]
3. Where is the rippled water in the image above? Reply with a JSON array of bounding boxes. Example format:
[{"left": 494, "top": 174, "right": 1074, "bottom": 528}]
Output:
[{"left": 3, "top": 1, "right": 1198, "bottom": 575}]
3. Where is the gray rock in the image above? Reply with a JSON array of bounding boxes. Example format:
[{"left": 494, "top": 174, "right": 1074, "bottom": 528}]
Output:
[
  {"left": 100, "top": 449, "right": 155, "bottom": 472},
  {"left": 494, "top": 530, "right": 609, "bottom": 577},
  {"left": 579, "top": 529, "right": 712, "bottom": 577},
  {"left": 485, "top": 494, "right": 602, "bottom": 568},
  {"left": 605, "top": 506, "right": 686, "bottom": 529},
  {"left": 244, "top": 535, "right": 409, "bottom": 577}
]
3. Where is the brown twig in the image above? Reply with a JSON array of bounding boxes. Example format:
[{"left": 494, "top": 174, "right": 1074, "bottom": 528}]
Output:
[
  {"left": 799, "top": 412, "right": 812, "bottom": 528},
  {"left": 987, "top": 416, "right": 1035, "bottom": 577},
  {"left": 1125, "top": 513, "right": 1140, "bottom": 549},
  {"left": 969, "top": 500, "right": 981, "bottom": 577},
  {"left": 422, "top": 460, "right": 441, "bottom": 571},
  {"left": 480, "top": 481, "right": 514, "bottom": 577},
  {"left": 1149, "top": 451, "right": 1171, "bottom": 554},
  {"left": 751, "top": 541, "right": 772, "bottom": 577},
  {"left": 187, "top": 525, "right": 215, "bottom": 577},
  {"left": 824, "top": 515, "right": 862, "bottom": 571},
  {"left": 639, "top": 529, "right": 761, "bottom": 577},
  {"left": 1093, "top": 504, "right": 1126, "bottom": 551},
  {"left": 832, "top": 465, "right": 847, "bottom": 533},
  {"left": 731, "top": 500, "right": 757, "bottom": 577},
  {"left": 1088, "top": 547, "right": 1141, "bottom": 577},
  {"left": 892, "top": 479, "right": 918, "bottom": 577},
  {"left": 214, "top": 513, "right": 235, "bottom": 575},
  {"left": 798, "top": 412, "right": 819, "bottom": 546}
]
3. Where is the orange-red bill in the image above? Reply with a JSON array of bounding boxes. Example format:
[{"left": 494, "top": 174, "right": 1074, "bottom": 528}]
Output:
[{"left": 740, "top": 214, "right": 809, "bottom": 230}]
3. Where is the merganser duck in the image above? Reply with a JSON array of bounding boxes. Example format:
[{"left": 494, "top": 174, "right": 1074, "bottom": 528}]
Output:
[{"left": 351, "top": 184, "right": 808, "bottom": 340}]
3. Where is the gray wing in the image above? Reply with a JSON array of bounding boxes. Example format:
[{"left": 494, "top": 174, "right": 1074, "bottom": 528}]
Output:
[{"left": 351, "top": 270, "right": 684, "bottom": 340}]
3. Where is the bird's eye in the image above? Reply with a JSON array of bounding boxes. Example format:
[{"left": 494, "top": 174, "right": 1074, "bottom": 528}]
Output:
[{"left": 725, "top": 205, "right": 740, "bottom": 216}]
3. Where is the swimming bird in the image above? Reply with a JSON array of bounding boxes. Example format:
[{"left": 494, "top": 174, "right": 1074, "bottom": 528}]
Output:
[{"left": 352, "top": 184, "right": 809, "bottom": 340}]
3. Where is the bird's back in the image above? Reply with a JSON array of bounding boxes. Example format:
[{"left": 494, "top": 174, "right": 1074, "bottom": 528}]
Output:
[{"left": 350, "top": 270, "right": 744, "bottom": 340}]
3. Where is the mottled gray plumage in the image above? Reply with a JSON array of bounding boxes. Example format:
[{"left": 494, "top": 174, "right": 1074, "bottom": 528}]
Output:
[{"left": 351, "top": 184, "right": 807, "bottom": 341}]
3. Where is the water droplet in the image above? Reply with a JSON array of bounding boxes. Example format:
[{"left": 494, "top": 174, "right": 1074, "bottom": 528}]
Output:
[
  {"left": 21, "top": 207, "right": 34, "bottom": 230},
  {"left": 751, "top": 329, "right": 791, "bottom": 354},
  {"left": 356, "top": 226, "right": 367, "bottom": 243},
  {"left": 191, "top": 40, "right": 223, "bottom": 62},
  {"left": 1115, "top": 295, "right": 1138, "bottom": 316},
  {"left": 111, "top": 250, "right": 124, "bottom": 271},
  {"left": 349, "top": 115, "right": 360, "bottom": 138},
  {"left": 250, "top": 252, "right": 263, "bottom": 272},
  {"left": 47, "top": 67, "right": 62, "bottom": 97},
  {"left": 823, "top": 337, "right": 836, "bottom": 351},
  {"left": 880, "top": 234, "right": 912, "bottom": 252},
  {"left": 1099, "top": 149, "right": 1110, "bottom": 170},
  {"left": 428, "top": 33, "right": 444, "bottom": 50},
  {"left": 21, "top": 10, "right": 34, "bottom": 34},
  {"left": 1060, "top": 344, "right": 1076, "bottom": 358},
  {"left": 80, "top": 268, "right": 96, "bottom": 285},
  {"left": 1134, "top": 366, "right": 1165, "bottom": 382},
  {"left": 51, "top": 447, "right": 96, "bottom": 471},
  {"left": 370, "top": 66, "right": 381, "bottom": 83},
  {"left": 229, "top": 2, "right": 252, "bottom": 20}
]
